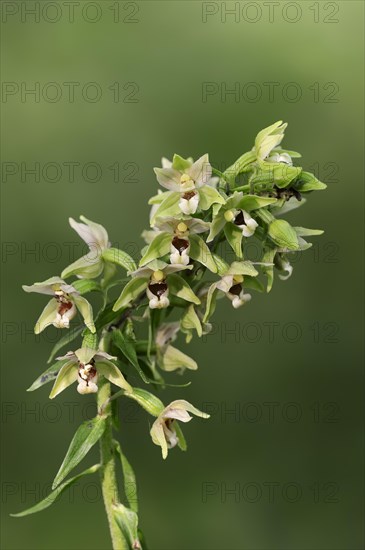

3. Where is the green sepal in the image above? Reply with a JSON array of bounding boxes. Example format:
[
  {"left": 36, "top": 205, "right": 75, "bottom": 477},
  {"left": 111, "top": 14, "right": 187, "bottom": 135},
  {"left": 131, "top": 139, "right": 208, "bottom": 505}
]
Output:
[
  {"left": 113, "top": 278, "right": 149, "bottom": 311},
  {"left": 172, "top": 154, "right": 192, "bottom": 171},
  {"left": 71, "top": 279, "right": 102, "bottom": 295},
  {"left": 102, "top": 247, "right": 137, "bottom": 272},
  {"left": 189, "top": 234, "right": 217, "bottom": 273},
  {"left": 114, "top": 441, "right": 139, "bottom": 513},
  {"left": 159, "top": 345, "right": 198, "bottom": 372},
  {"left": 11, "top": 464, "right": 100, "bottom": 517},
  {"left": 174, "top": 422, "right": 187, "bottom": 452},
  {"left": 150, "top": 191, "right": 181, "bottom": 225},
  {"left": 47, "top": 326, "right": 83, "bottom": 363},
  {"left": 268, "top": 219, "right": 299, "bottom": 250},
  {"left": 227, "top": 261, "right": 258, "bottom": 277},
  {"left": 203, "top": 283, "right": 218, "bottom": 323},
  {"left": 212, "top": 254, "right": 230, "bottom": 276},
  {"left": 255, "top": 162, "right": 301, "bottom": 188},
  {"left": 97, "top": 361, "right": 132, "bottom": 392},
  {"left": 148, "top": 190, "right": 170, "bottom": 205},
  {"left": 139, "top": 232, "right": 171, "bottom": 266},
  {"left": 82, "top": 328, "right": 98, "bottom": 350},
  {"left": 181, "top": 304, "right": 203, "bottom": 342},
  {"left": 49, "top": 359, "right": 78, "bottom": 399},
  {"left": 34, "top": 298, "right": 58, "bottom": 334},
  {"left": 293, "top": 227, "right": 324, "bottom": 237},
  {"left": 261, "top": 248, "right": 276, "bottom": 292},
  {"left": 207, "top": 211, "right": 226, "bottom": 242},
  {"left": 113, "top": 503, "right": 141, "bottom": 550},
  {"left": 294, "top": 171, "right": 327, "bottom": 192},
  {"left": 27, "top": 360, "right": 67, "bottom": 392},
  {"left": 52, "top": 416, "right": 106, "bottom": 489},
  {"left": 237, "top": 194, "right": 277, "bottom": 211},
  {"left": 198, "top": 186, "right": 225, "bottom": 210},
  {"left": 167, "top": 274, "right": 201, "bottom": 305},
  {"left": 61, "top": 256, "right": 104, "bottom": 280},
  {"left": 224, "top": 224, "right": 243, "bottom": 258},
  {"left": 73, "top": 294, "right": 96, "bottom": 333},
  {"left": 243, "top": 276, "right": 265, "bottom": 293}
]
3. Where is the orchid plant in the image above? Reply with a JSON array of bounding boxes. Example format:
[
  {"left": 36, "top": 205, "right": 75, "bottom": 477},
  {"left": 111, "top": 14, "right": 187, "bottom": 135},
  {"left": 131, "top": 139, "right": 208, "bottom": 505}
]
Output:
[{"left": 14, "top": 121, "right": 326, "bottom": 549}]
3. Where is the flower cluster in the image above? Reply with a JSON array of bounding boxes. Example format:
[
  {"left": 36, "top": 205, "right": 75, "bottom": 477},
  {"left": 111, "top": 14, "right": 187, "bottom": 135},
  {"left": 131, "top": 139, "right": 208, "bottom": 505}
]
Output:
[{"left": 23, "top": 121, "right": 326, "bottom": 461}]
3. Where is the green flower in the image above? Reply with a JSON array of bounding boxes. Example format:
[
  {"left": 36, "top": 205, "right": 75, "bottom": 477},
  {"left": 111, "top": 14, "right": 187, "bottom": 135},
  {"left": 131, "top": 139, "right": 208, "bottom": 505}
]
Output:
[
  {"left": 49, "top": 347, "right": 132, "bottom": 398},
  {"left": 255, "top": 120, "right": 288, "bottom": 161},
  {"left": 22, "top": 277, "right": 95, "bottom": 334},
  {"left": 150, "top": 399, "right": 209, "bottom": 459}
]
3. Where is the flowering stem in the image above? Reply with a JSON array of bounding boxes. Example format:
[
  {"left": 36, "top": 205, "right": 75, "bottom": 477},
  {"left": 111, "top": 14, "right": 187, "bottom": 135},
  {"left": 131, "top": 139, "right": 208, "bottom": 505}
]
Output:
[{"left": 97, "top": 376, "right": 128, "bottom": 549}]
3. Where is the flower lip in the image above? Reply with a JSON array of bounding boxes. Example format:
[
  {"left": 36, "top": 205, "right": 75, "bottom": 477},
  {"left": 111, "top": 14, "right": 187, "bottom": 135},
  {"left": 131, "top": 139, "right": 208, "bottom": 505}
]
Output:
[
  {"left": 148, "top": 282, "right": 168, "bottom": 298},
  {"left": 228, "top": 283, "right": 242, "bottom": 296},
  {"left": 234, "top": 210, "right": 246, "bottom": 226},
  {"left": 171, "top": 236, "right": 189, "bottom": 254}
]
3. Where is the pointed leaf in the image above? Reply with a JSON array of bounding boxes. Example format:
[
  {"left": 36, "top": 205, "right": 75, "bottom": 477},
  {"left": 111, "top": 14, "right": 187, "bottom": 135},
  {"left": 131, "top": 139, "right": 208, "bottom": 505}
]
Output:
[
  {"left": 167, "top": 274, "right": 200, "bottom": 305},
  {"left": 72, "top": 279, "right": 102, "bottom": 295},
  {"left": 139, "top": 232, "right": 171, "bottom": 266},
  {"left": 294, "top": 171, "right": 327, "bottom": 192},
  {"left": 198, "top": 186, "right": 225, "bottom": 210},
  {"left": 47, "top": 326, "right": 83, "bottom": 363},
  {"left": 114, "top": 441, "right": 138, "bottom": 513},
  {"left": 102, "top": 247, "right": 137, "bottom": 272},
  {"left": 189, "top": 234, "right": 217, "bottom": 273},
  {"left": 224, "top": 224, "right": 243, "bottom": 258},
  {"left": 27, "top": 361, "right": 67, "bottom": 392},
  {"left": 111, "top": 329, "right": 149, "bottom": 383},
  {"left": 113, "top": 278, "right": 149, "bottom": 311},
  {"left": 11, "top": 465, "right": 100, "bottom": 517},
  {"left": 53, "top": 416, "right": 106, "bottom": 489}
]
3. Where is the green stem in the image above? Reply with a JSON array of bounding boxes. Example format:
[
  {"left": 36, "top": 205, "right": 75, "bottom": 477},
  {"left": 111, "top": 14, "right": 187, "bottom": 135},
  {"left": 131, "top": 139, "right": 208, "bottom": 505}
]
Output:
[{"left": 98, "top": 379, "right": 128, "bottom": 550}]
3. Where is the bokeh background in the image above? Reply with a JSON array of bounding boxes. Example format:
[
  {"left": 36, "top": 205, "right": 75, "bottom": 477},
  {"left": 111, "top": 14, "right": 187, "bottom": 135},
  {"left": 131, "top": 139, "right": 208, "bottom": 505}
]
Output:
[{"left": 1, "top": 1, "right": 364, "bottom": 549}]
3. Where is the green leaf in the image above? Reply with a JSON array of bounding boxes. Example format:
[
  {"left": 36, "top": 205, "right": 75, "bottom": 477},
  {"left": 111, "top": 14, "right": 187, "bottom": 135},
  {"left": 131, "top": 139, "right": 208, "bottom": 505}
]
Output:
[
  {"left": 261, "top": 248, "right": 276, "bottom": 292},
  {"left": 113, "top": 503, "right": 141, "bottom": 550},
  {"left": 294, "top": 171, "right": 327, "bottom": 192},
  {"left": 198, "top": 186, "right": 225, "bottom": 210},
  {"left": 113, "top": 278, "right": 149, "bottom": 311},
  {"left": 268, "top": 220, "right": 299, "bottom": 250},
  {"left": 189, "top": 234, "right": 217, "bottom": 273},
  {"left": 150, "top": 191, "right": 181, "bottom": 225},
  {"left": 11, "top": 464, "right": 100, "bottom": 518},
  {"left": 95, "top": 302, "right": 121, "bottom": 330},
  {"left": 71, "top": 279, "right": 101, "bottom": 295},
  {"left": 238, "top": 194, "right": 277, "bottom": 211},
  {"left": 174, "top": 422, "right": 187, "bottom": 452},
  {"left": 27, "top": 360, "right": 67, "bottom": 392},
  {"left": 49, "top": 360, "right": 78, "bottom": 399},
  {"left": 167, "top": 274, "right": 200, "bottom": 305},
  {"left": 53, "top": 416, "right": 106, "bottom": 489},
  {"left": 82, "top": 328, "right": 98, "bottom": 350},
  {"left": 243, "top": 276, "right": 265, "bottom": 293},
  {"left": 224, "top": 224, "right": 243, "bottom": 258},
  {"left": 47, "top": 326, "right": 83, "bottom": 364},
  {"left": 139, "top": 232, "right": 171, "bottom": 266},
  {"left": 112, "top": 329, "right": 150, "bottom": 384},
  {"left": 102, "top": 247, "right": 137, "bottom": 272},
  {"left": 114, "top": 441, "right": 138, "bottom": 513}
]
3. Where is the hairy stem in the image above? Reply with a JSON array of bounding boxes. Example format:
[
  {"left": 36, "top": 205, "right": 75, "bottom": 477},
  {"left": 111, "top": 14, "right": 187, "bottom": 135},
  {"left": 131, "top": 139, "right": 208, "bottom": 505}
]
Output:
[{"left": 98, "top": 378, "right": 128, "bottom": 550}]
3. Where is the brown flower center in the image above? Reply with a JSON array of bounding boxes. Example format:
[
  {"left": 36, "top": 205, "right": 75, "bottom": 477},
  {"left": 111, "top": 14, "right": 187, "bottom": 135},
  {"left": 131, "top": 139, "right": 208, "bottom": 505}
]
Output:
[
  {"left": 148, "top": 282, "right": 168, "bottom": 298},
  {"left": 229, "top": 283, "right": 242, "bottom": 296},
  {"left": 171, "top": 236, "right": 189, "bottom": 254}
]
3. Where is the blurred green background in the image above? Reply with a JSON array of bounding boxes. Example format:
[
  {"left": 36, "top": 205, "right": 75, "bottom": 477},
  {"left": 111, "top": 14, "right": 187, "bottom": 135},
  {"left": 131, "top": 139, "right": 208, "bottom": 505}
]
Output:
[{"left": 1, "top": 1, "right": 364, "bottom": 549}]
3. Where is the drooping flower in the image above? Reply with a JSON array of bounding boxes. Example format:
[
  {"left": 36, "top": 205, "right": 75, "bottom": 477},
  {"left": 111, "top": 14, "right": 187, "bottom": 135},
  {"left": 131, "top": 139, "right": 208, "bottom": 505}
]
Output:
[
  {"left": 49, "top": 347, "right": 132, "bottom": 398},
  {"left": 113, "top": 260, "right": 200, "bottom": 312},
  {"left": 62, "top": 216, "right": 110, "bottom": 279},
  {"left": 22, "top": 277, "right": 95, "bottom": 334},
  {"left": 155, "top": 322, "right": 197, "bottom": 372},
  {"left": 150, "top": 399, "right": 209, "bottom": 459}
]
